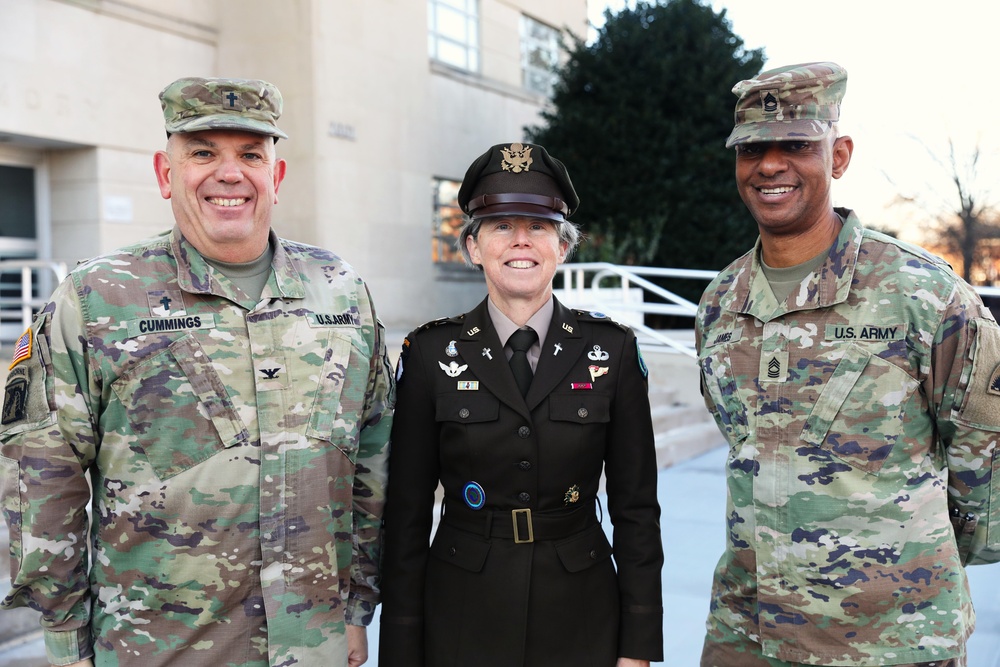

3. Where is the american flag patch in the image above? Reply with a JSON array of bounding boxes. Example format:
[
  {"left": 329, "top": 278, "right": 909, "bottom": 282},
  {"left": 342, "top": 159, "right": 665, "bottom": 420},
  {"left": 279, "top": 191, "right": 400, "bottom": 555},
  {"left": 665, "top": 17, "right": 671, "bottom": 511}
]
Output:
[{"left": 8, "top": 329, "right": 31, "bottom": 370}]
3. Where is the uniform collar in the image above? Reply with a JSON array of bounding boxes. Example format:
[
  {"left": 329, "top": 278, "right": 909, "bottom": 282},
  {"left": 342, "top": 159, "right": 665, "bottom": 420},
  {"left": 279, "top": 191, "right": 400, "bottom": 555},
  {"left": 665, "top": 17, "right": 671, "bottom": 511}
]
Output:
[
  {"left": 487, "top": 295, "right": 554, "bottom": 351},
  {"left": 723, "top": 207, "right": 863, "bottom": 320},
  {"left": 171, "top": 227, "right": 306, "bottom": 303}
]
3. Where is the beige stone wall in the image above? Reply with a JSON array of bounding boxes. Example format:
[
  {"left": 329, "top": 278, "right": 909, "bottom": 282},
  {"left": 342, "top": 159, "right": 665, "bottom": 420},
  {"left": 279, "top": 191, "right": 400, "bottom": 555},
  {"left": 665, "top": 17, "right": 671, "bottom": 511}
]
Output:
[{"left": 0, "top": 0, "right": 588, "bottom": 328}]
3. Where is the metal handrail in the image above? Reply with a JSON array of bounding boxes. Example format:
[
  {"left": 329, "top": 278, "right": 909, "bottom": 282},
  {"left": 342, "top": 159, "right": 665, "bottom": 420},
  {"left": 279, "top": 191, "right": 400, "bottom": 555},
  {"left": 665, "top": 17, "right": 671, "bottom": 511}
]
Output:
[
  {"left": 556, "top": 263, "right": 718, "bottom": 358},
  {"left": 0, "top": 260, "right": 68, "bottom": 337},
  {"left": 556, "top": 261, "right": 1000, "bottom": 359}
]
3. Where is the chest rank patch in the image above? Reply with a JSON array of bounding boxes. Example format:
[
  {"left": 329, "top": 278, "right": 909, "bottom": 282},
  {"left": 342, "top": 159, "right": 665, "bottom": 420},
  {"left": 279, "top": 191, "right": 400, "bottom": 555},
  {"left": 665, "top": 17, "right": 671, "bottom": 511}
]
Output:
[
  {"left": 255, "top": 357, "right": 288, "bottom": 392},
  {"left": 126, "top": 313, "right": 217, "bottom": 338},
  {"left": 310, "top": 312, "right": 361, "bottom": 327},
  {"left": 761, "top": 347, "right": 788, "bottom": 383},
  {"left": 707, "top": 327, "right": 743, "bottom": 348},
  {"left": 825, "top": 324, "right": 903, "bottom": 341}
]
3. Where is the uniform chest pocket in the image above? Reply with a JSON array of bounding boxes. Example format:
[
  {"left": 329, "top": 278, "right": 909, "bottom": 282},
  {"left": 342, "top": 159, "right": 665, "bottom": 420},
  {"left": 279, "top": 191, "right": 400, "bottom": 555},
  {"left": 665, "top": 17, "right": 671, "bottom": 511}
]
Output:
[
  {"left": 305, "top": 330, "right": 364, "bottom": 459},
  {"left": 800, "top": 343, "right": 918, "bottom": 474},
  {"left": 112, "top": 335, "right": 248, "bottom": 480},
  {"left": 549, "top": 393, "right": 611, "bottom": 424},
  {"left": 435, "top": 392, "right": 500, "bottom": 424},
  {"left": 698, "top": 343, "right": 749, "bottom": 446}
]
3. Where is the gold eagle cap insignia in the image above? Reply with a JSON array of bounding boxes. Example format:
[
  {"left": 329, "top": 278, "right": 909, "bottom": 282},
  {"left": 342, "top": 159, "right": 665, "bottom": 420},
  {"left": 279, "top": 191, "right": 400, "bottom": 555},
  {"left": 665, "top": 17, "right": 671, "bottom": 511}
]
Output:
[{"left": 501, "top": 143, "right": 533, "bottom": 173}]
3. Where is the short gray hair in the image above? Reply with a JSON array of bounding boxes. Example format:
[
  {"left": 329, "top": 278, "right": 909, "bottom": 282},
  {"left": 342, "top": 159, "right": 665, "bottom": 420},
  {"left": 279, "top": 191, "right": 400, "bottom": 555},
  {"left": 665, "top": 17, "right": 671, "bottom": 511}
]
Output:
[{"left": 457, "top": 215, "right": 582, "bottom": 270}]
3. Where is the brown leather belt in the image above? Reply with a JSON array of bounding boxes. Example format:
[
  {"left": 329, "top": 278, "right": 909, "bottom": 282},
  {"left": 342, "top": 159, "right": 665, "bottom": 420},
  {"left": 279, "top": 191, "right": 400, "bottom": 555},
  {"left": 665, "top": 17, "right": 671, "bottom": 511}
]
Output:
[{"left": 442, "top": 499, "right": 597, "bottom": 544}]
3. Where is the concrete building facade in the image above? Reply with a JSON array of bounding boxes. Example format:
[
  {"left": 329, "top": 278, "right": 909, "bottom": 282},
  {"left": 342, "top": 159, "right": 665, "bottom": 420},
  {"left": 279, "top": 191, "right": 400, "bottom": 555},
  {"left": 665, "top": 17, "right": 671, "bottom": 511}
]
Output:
[{"left": 0, "top": 0, "right": 588, "bottom": 329}]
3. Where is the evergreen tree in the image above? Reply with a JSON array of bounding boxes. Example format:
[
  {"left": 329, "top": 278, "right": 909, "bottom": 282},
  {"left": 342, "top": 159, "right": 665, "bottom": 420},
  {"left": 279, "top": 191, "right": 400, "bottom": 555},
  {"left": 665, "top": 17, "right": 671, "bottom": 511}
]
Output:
[{"left": 528, "top": 0, "right": 765, "bottom": 275}]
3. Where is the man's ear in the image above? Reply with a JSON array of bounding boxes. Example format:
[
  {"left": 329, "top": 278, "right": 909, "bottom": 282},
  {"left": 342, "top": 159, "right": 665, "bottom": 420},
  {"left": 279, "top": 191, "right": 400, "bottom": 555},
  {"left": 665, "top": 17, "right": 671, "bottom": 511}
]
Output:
[
  {"left": 272, "top": 158, "right": 287, "bottom": 203},
  {"left": 153, "top": 151, "right": 172, "bottom": 199},
  {"left": 832, "top": 135, "right": 854, "bottom": 180}
]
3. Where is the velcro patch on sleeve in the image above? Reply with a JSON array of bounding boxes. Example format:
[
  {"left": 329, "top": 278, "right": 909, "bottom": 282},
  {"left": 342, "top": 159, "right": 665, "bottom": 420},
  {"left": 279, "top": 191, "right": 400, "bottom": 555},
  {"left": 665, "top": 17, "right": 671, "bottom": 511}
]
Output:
[{"left": 959, "top": 318, "right": 1000, "bottom": 429}]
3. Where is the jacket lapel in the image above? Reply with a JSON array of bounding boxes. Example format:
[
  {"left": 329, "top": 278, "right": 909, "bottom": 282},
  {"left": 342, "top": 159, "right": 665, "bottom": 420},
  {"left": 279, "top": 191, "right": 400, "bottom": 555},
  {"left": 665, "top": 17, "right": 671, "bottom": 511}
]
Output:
[
  {"left": 455, "top": 299, "right": 530, "bottom": 421},
  {"left": 525, "top": 298, "right": 584, "bottom": 410}
]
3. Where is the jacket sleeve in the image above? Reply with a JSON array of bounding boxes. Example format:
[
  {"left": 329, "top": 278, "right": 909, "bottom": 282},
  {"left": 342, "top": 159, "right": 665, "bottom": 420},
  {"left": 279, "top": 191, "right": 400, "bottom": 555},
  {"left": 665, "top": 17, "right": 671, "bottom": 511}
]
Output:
[
  {"left": 604, "top": 329, "right": 664, "bottom": 660},
  {"left": 345, "top": 304, "right": 395, "bottom": 626},
  {"left": 378, "top": 333, "right": 441, "bottom": 667},
  {"left": 932, "top": 282, "right": 1000, "bottom": 565},
  {"left": 0, "top": 278, "right": 98, "bottom": 664}
]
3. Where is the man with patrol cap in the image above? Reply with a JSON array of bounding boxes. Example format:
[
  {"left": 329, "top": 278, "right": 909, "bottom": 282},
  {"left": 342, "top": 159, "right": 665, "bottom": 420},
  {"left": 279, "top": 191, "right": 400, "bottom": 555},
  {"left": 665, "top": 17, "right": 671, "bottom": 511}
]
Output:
[
  {"left": 0, "top": 77, "right": 393, "bottom": 666},
  {"left": 379, "top": 142, "right": 663, "bottom": 666},
  {"left": 696, "top": 62, "right": 1000, "bottom": 666}
]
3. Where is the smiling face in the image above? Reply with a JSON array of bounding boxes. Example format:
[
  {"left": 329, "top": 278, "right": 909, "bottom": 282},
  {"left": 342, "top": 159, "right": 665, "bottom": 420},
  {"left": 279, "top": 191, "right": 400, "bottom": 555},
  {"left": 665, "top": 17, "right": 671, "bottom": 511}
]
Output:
[
  {"left": 153, "top": 129, "right": 287, "bottom": 262},
  {"left": 734, "top": 135, "right": 853, "bottom": 240},
  {"left": 466, "top": 216, "right": 568, "bottom": 313}
]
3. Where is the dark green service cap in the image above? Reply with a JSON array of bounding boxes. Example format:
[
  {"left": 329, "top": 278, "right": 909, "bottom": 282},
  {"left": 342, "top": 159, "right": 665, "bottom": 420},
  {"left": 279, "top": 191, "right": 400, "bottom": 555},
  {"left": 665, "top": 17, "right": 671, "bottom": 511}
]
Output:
[
  {"left": 457, "top": 142, "right": 579, "bottom": 222},
  {"left": 159, "top": 77, "right": 288, "bottom": 140},
  {"left": 726, "top": 61, "right": 846, "bottom": 148}
]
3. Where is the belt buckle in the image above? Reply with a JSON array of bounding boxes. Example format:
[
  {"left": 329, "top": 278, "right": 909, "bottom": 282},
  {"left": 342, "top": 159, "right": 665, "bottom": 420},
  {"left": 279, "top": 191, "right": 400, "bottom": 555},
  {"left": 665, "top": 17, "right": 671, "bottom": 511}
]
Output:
[{"left": 512, "top": 508, "right": 534, "bottom": 544}]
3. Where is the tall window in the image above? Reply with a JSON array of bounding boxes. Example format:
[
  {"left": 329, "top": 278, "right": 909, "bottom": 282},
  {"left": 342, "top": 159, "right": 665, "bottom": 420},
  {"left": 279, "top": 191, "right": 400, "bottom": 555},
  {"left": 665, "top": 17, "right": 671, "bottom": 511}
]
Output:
[
  {"left": 521, "top": 14, "right": 560, "bottom": 96},
  {"left": 428, "top": 0, "right": 479, "bottom": 72},
  {"left": 432, "top": 177, "right": 465, "bottom": 265}
]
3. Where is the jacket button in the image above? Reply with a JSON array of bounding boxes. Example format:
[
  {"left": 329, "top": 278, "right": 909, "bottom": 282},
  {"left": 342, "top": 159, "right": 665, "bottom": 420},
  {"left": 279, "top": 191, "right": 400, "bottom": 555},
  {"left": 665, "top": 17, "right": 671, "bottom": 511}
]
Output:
[
  {"left": 459, "top": 408, "right": 470, "bottom": 419},
  {"left": 518, "top": 492, "right": 531, "bottom": 503},
  {"left": 518, "top": 426, "right": 530, "bottom": 438},
  {"left": 519, "top": 460, "right": 532, "bottom": 471},
  {"left": 449, "top": 546, "right": 457, "bottom": 556},
  {"left": 578, "top": 407, "right": 589, "bottom": 418},
  {"left": 589, "top": 549, "right": 598, "bottom": 559}
]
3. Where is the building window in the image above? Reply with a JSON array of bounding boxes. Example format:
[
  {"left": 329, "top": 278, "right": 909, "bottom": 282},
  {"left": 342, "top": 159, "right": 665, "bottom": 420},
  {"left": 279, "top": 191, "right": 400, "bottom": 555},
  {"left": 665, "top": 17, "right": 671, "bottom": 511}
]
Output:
[
  {"left": 521, "top": 14, "right": 560, "bottom": 96},
  {"left": 432, "top": 177, "right": 465, "bottom": 265},
  {"left": 428, "top": 0, "right": 479, "bottom": 72}
]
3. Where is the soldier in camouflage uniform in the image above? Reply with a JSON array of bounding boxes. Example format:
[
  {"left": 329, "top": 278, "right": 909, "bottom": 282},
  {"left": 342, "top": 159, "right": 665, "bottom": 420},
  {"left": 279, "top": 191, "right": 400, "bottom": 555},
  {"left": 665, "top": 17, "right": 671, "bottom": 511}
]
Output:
[
  {"left": 696, "top": 62, "right": 1000, "bottom": 666},
  {"left": 0, "top": 77, "right": 393, "bottom": 667}
]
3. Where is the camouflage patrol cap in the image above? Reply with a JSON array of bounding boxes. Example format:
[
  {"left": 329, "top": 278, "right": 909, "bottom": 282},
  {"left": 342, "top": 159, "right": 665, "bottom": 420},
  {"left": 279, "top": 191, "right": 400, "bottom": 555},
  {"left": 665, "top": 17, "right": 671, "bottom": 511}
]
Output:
[
  {"left": 159, "top": 77, "right": 289, "bottom": 140},
  {"left": 725, "top": 61, "right": 846, "bottom": 148},
  {"left": 457, "top": 142, "right": 579, "bottom": 222}
]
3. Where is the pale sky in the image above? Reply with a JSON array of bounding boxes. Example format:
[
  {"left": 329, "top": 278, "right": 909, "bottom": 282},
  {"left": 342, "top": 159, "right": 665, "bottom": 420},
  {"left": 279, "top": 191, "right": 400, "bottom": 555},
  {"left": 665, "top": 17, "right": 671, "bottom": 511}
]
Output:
[{"left": 586, "top": 0, "right": 1000, "bottom": 243}]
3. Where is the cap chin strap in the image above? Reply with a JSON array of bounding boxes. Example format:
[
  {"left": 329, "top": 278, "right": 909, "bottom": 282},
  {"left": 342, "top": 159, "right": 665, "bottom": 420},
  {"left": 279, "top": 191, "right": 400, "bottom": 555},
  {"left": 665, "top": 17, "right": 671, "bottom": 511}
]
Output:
[{"left": 467, "top": 193, "right": 569, "bottom": 217}]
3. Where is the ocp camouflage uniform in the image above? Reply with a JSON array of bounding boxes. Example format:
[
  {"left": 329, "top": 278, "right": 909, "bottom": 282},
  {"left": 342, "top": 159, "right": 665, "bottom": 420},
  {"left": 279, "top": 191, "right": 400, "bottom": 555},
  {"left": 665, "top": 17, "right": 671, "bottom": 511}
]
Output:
[
  {"left": 0, "top": 227, "right": 393, "bottom": 666},
  {"left": 696, "top": 209, "right": 1000, "bottom": 665}
]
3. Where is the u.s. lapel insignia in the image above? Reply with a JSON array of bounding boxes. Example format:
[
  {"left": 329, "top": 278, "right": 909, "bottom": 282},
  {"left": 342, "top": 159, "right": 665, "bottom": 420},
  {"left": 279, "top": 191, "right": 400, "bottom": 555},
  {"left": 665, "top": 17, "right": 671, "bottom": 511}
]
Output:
[
  {"left": 564, "top": 485, "right": 580, "bottom": 505},
  {"left": 439, "top": 361, "right": 468, "bottom": 378},
  {"left": 562, "top": 323, "right": 574, "bottom": 334},
  {"left": 587, "top": 345, "right": 610, "bottom": 361},
  {"left": 588, "top": 365, "right": 609, "bottom": 382},
  {"left": 466, "top": 326, "right": 481, "bottom": 336},
  {"left": 445, "top": 340, "right": 459, "bottom": 357}
]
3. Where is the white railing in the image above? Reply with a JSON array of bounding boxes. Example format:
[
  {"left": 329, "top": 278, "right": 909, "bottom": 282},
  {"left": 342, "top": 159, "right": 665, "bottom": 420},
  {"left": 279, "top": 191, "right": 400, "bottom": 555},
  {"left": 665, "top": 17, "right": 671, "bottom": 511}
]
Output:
[
  {"left": 0, "top": 259, "right": 68, "bottom": 344},
  {"left": 557, "top": 262, "right": 1000, "bottom": 359},
  {"left": 556, "top": 262, "right": 718, "bottom": 358}
]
